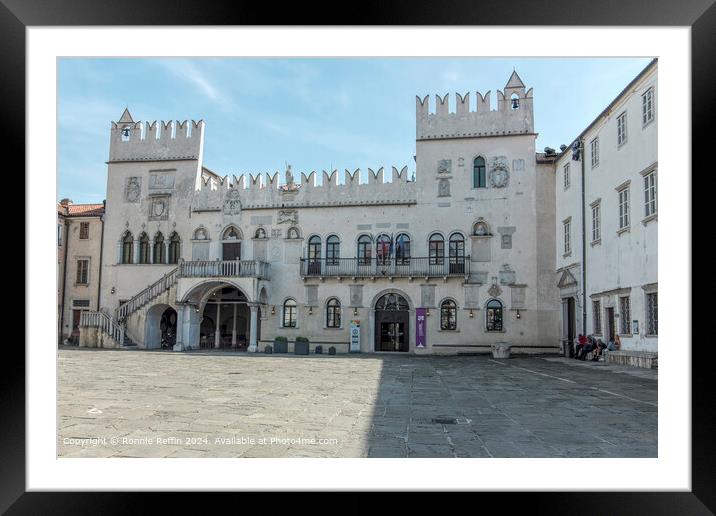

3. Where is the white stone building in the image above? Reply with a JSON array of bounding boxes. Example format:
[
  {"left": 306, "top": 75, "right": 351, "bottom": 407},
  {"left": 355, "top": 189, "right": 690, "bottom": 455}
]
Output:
[
  {"left": 78, "top": 70, "right": 562, "bottom": 354},
  {"left": 57, "top": 199, "right": 105, "bottom": 345},
  {"left": 555, "top": 59, "right": 657, "bottom": 361}
]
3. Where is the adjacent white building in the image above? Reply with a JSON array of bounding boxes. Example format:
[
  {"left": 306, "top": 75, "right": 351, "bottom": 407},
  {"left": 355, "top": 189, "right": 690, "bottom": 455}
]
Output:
[{"left": 555, "top": 59, "right": 657, "bottom": 360}]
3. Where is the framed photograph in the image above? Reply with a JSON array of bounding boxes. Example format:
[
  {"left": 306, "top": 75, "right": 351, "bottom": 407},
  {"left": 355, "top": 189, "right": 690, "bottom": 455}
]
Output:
[{"left": 8, "top": 0, "right": 711, "bottom": 510}]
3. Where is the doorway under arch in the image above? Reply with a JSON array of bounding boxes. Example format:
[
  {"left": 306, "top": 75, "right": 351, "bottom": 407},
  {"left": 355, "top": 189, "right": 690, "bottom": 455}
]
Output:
[
  {"left": 198, "top": 285, "right": 251, "bottom": 350},
  {"left": 374, "top": 292, "right": 410, "bottom": 352},
  {"left": 145, "top": 304, "right": 177, "bottom": 350}
]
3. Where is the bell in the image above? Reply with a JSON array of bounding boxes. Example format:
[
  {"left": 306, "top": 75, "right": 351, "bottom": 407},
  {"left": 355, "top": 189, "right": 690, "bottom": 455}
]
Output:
[{"left": 511, "top": 98, "right": 520, "bottom": 109}]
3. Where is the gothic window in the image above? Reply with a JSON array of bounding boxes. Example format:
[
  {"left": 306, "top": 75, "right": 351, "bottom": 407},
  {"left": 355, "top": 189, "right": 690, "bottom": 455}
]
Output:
[
  {"left": 168, "top": 232, "right": 180, "bottom": 264},
  {"left": 486, "top": 299, "right": 503, "bottom": 332},
  {"left": 153, "top": 232, "right": 165, "bottom": 264},
  {"left": 326, "top": 298, "right": 341, "bottom": 328},
  {"left": 440, "top": 299, "right": 457, "bottom": 330},
  {"left": 254, "top": 227, "right": 267, "bottom": 239},
  {"left": 473, "top": 157, "right": 486, "bottom": 188},
  {"left": 138, "top": 233, "right": 150, "bottom": 264},
  {"left": 79, "top": 222, "right": 90, "bottom": 240},
  {"left": 121, "top": 232, "right": 133, "bottom": 264},
  {"left": 283, "top": 298, "right": 297, "bottom": 328},
  {"left": 395, "top": 233, "right": 411, "bottom": 264},
  {"left": 449, "top": 233, "right": 465, "bottom": 273},
  {"left": 429, "top": 233, "right": 444, "bottom": 265},
  {"left": 376, "top": 234, "right": 391, "bottom": 265},
  {"left": 326, "top": 235, "right": 340, "bottom": 265},
  {"left": 358, "top": 235, "right": 372, "bottom": 265}
]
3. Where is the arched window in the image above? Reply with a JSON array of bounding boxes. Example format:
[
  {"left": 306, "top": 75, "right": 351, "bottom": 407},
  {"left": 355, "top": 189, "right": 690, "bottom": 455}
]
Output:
[
  {"left": 449, "top": 233, "right": 465, "bottom": 273},
  {"left": 375, "top": 293, "right": 409, "bottom": 311},
  {"left": 307, "top": 236, "right": 322, "bottom": 275},
  {"left": 357, "top": 235, "right": 372, "bottom": 265},
  {"left": 222, "top": 226, "right": 241, "bottom": 260},
  {"left": 486, "top": 299, "right": 503, "bottom": 332},
  {"left": 138, "top": 233, "right": 150, "bottom": 264},
  {"left": 153, "top": 232, "right": 165, "bottom": 264},
  {"left": 287, "top": 227, "right": 300, "bottom": 239},
  {"left": 440, "top": 299, "right": 457, "bottom": 330},
  {"left": 395, "top": 233, "right": 411, "bottom": 265},
  {"left": 254, "top": 227, "right": 267, "bottom": 239},
  {"left": 473, "top": 157, "right": 486, "bottom": 188},
  {"left": 283, "top": 299, "right": 297, "bottom": 328},
  {"left": 429, "top": 233, "right": 444, "bottom": 265},
  {"left": 326, "top": 298, "right": 341, "bottom": 328},
  {"left": 121, "top": 231, "right": 133, "bottom": 264},
  {"left": 376, "top": 234, "right": 391, "bottom": 265},
  {"left": 326, "top": 235, "right": 340, "bottom": 266},
  {"left": 168, "top": 232, "right": 180, "bottom": 264}
]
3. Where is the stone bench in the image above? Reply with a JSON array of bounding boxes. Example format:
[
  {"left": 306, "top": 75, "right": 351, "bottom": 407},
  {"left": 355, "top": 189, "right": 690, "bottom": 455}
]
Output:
[{"left": 606, "top": 350, "right": 658, "bottom": 369}]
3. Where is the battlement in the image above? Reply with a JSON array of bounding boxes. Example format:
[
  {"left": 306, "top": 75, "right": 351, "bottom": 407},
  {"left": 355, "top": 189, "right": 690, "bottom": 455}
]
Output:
[
  {"left": 109, "top": 108, "right": 204, "bottom": 162},
  {"left": 192, "top": 166, "right": 417, "bottom": 211},
  {"left": 416, "top": 71, "right": 534, "bottom": 141}
]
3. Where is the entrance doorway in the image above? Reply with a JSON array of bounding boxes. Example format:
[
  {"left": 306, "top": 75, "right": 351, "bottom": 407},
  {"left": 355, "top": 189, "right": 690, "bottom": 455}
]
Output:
[
  {"left": 374, "top": 293, "right": 410, "bottom": 352},
  {"left": 159, "top": 307, "right": 177, "bottom": 349},
  {"left": 606, "top": 307, "right": 615, "bottom": 343},
  {"left": 562, "top": 297, "right": 576, "bottom": 357},
  {"left": 71, "top": 309, "right": 82, "bottom": 344},
  {"left": 222, "top": 242, "right": 241, "bottom": 261},
  {"left": 199, "top": 286, "right": 249, "bottom": 350}
]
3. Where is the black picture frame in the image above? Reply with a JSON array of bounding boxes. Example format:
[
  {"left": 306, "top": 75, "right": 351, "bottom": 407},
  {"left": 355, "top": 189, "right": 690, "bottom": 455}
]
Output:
[{"left": 5, "top": 0, "right": 709, "bottom": 511}]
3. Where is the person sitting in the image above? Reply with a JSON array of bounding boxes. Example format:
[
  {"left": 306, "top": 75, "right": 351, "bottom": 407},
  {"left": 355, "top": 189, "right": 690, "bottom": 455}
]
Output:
[
  {"left": 575, "top": 334, "right": 587, "bottom": 359},
  {"left": 607, "top": 337, "right": 616, "bottom": 351},
  {"left": 592, "top": 339, "right": 606, "bottom": 360},
  {"left": 578, "top": 336, "right": 596, "bottom": 360}
]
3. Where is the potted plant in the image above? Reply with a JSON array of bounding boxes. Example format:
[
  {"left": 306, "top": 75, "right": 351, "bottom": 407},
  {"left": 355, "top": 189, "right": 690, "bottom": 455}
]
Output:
[
  {"left": 273, "top": 336, "right": 288, "bottom": 353},
  {"left": 294, "top": 336, "right": 310, "bottom": 355}
]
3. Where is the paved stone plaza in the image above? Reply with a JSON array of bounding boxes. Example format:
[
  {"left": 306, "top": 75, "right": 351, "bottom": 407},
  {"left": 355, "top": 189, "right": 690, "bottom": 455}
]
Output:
[{"left": 58, "top": 348, "right": 657, "bottom": 458}]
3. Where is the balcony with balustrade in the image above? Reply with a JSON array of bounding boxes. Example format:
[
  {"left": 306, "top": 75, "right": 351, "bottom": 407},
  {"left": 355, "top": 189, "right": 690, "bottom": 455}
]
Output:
[
  {"left": 299, "top": 256, "right": 469, "bottom": 280},
  {"left": 178, "top": 259, "right": 271, "bottom": 280}
]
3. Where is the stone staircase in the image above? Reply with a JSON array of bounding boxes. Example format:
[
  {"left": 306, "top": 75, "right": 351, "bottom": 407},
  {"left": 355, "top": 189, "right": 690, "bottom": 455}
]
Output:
[{"left": 116, "top": 267, "right": 179, "bottom": 323}]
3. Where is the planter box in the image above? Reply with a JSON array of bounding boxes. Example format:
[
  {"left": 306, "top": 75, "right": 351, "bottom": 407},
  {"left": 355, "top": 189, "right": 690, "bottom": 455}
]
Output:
[
  {"left": 315, "top": 345, "right": 323, "bottom": 354},
  {"left": 294, "top": 340, "right": 309, "bottom": 355},
  {"left": 264, "top": 345, "right": 273, "bottom": 354},
  {"left": 273, "top": 339, "right": 288, "bottom": 353},
  {"left": 491, "top": 342, "right": 512, "bottom": 359}
]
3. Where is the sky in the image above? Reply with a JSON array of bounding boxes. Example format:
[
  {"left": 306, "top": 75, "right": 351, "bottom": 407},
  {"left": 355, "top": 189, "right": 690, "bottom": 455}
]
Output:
[{"left": 58, "top": 57, "right": 653, "bottom": 203}]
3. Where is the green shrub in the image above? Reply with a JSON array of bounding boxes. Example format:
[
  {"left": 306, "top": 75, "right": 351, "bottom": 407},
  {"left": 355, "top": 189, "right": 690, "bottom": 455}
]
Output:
[
  {"left": 274, "top": 336, "right": 288, "bottom": 342},
  {"left": 295, "top": 336, "right": 309, "bottom": 343}
]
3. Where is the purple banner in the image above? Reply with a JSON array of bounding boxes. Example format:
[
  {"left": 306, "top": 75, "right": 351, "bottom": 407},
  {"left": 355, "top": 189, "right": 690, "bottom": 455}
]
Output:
[{"left": 416, "top": 308, "right": 427, "bottom": 348}]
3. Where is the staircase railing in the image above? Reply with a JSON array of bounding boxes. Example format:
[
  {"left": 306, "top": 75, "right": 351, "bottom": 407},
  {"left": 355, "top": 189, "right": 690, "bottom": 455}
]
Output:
[
  {"left": 116, "top": 267, "right": 179, "bottom": 322},
  {"left": 80, "top": 310, "right": 124, "bottom": 346}
]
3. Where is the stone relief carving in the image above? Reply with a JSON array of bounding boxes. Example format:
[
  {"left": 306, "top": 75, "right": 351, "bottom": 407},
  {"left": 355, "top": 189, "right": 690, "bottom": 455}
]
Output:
[
  {"left": 271, "top": 228, "right": 282, "bottom": 238},
  {"left": 149, "top": 196, "right": 169, "bottom": 221},
  {"left": 277, "top": 210, "right": 298, "bottom": 225},
  {"left": 437, "top": 159, "right": 452, "bottom": 174},
  {"left": 438, "top": 178, "right": 451, "bottom": 197},
  {"left": 489, "top": 156, "right": 510, "bottom": 188},
  {"left": 223, "top": 189, "right": 242, "bottom": 216},
  {"left": 193, "top": 227, "right": 208, "bottom": 240},
  {"left": 488, "top": 282, "right": 502, "bottom": 298},
  {"left": 125, "top": 177, "right": 141, "bottom": 203},
  {"left": 148, "top": 172, "right": 175, "bottom": 190},
  {"left": 473, "top": 219, "right": 490, "bottom": 236},
  {"left": 349, "top": 284, "right": 363, "bottom": 307},
  {"left": 457, "top": 157, "right": 465, "bottom": 168}
]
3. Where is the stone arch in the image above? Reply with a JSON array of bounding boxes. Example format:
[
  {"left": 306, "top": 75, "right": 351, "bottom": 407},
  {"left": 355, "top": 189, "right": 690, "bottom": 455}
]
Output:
[
  {"left": 144, "top": 302, "right": 178, "bottom": 350},
  {"left": 193, "top": 226, "right": 210, "bottom": 241},
  {"left": 221, "top": 224, "right": 243, "bottom": 241},
  {"left": 285, "top": 226, "right": 302, "bottom": 240},
  {"left": 472, "top": 219, "right": 492, "bottom": 236},
  {"left": 370, "top": 288, "right": 415, "bottom": 311}
]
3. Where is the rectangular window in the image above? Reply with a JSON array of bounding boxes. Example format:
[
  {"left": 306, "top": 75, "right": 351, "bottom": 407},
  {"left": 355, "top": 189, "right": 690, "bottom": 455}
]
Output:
[
  {"left": 591, "top": 203, "right": 601, "bottom": 242},
  {"left": 617, "top": 112, "right": 627, "bottom": 146},
  {"left": 619, "top": 296, "right": 631, "bottom": 334},
  {"left": 644, "top": 171, "right": 657, "bottom": 217},
  {"left": 618, "top": 187, "right": 630, "bottom": 229},
  {"left": 58, "top": 224, "right": 62, "bottom": 246},
  {"left": 79, "top": 222, "right": 90, "bottom": 240},
  {"left": 563, "top": 220, "right": 571, "bottom": 255},
  {"left": 592, "top": 300, "right": 602, "bottom": 334},
  {"left": 590, "top": 137, "right": 599, "bottom": 168},
  {"left": 72, "top": 299, "right": 91, "bottom": 308},
  {"left": 642, "top": 87, "right": 654, "bottom": 126},
  {"left": 76, "top": 259, "right": 89, "bottom": 284},
  {"left": 646, "top": 292, "right": 658, "bottom": 335},
  {"left": 563, "top": 163, "right": 570, "bottom": 190}
]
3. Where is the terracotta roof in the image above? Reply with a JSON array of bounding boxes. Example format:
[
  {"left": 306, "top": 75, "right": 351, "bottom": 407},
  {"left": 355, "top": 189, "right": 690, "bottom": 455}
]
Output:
[{"left": 58, "top": 203, "right": 105, "bottom": 217}]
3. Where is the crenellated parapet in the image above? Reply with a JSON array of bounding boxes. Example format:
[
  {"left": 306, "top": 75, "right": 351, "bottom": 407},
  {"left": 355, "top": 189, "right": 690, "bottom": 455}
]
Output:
[
  {"left": 192, "top": 166, "right": 416, "bottom": 212},
  {"left": 109, "top": 108, "right": 204, "bottom": 162},
  {"left": 416, "top": 71, "right": 534, "bottom": 141}
]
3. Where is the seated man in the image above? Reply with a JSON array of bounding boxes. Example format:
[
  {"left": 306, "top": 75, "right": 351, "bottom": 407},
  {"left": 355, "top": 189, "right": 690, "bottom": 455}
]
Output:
[{"left": 575, "top": 334, "right": 588, "bottom": 359}]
